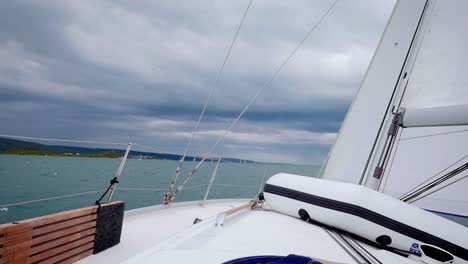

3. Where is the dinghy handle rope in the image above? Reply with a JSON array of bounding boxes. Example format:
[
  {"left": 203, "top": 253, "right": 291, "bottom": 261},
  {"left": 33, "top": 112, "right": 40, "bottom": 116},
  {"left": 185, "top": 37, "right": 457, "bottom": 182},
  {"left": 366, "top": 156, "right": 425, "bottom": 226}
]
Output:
[
  {"left": 165, "top": 0, "right": 253, "bottom": 202},
  {"left": 165, "top": 0, "right": 340, "bottom": 204}
]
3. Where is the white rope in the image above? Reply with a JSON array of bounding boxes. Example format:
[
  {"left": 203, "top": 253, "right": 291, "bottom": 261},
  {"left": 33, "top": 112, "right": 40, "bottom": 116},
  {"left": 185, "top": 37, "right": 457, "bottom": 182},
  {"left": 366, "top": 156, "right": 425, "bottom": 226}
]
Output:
[
  {"left": 167, "top": 0, "right": 254, "bottom": 196},
  {"left": 171, "top": 0, "right": 340, "bottom": 199},
  {"left": 0, "top": 133, "right": 127, "bottom": 147},
  {"left": 0, "top": 190, "right": 105, "bottom": 208}
]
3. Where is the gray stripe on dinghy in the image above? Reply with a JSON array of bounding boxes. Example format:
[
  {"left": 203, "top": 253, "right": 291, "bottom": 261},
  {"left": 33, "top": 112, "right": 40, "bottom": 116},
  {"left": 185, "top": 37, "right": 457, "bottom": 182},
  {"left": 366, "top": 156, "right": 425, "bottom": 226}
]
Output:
[{"left": 264, "top": 184, "right": 468, "bottom": 261}]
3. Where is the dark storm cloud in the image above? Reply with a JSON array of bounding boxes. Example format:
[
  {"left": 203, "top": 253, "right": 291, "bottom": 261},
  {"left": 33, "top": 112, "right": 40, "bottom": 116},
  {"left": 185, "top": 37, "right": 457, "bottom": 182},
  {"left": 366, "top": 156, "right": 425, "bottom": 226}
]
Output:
[{"left": 0, "top": 0, "right": 396, "bottom": 164}]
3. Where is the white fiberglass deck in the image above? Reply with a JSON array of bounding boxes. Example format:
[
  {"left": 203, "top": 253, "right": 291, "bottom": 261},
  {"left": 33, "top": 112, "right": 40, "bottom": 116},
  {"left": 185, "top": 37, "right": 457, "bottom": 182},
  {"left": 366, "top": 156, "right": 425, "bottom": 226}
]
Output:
[
  {"left": 78, "top": 199, "right": 417, "bottom": 264},
  {"left": 78, "top": 199, "right": 246, "bottom": 264},
  {"left": 124, "top": 209, "right": 355, "bottom": 263}
]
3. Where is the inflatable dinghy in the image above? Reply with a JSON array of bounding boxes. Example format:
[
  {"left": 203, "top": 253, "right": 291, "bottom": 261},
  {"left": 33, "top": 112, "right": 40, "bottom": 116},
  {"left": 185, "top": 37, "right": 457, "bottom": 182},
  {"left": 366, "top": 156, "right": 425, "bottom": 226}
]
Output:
[{"left": 263, "top": 173, "right": 468, "bottom": 263}]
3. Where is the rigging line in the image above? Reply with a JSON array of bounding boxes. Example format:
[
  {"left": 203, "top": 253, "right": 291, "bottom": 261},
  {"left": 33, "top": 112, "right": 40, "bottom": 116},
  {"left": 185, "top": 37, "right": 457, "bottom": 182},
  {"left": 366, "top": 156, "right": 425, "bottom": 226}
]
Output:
[
  {"left": 342, "top": 233, "right": 382, "bottom": 264},
  {"left": 336, "top": 232, "right": 374, "bottom": 264},
  {"left": 322, "top": 228, "right": 364, "bottom": 264},
  {"left": 171, "top": 0, "right": 340, "bottom": 200},
  {"left": 399, "top": 128, "right": 468, "bottom": 141},
  {"left": 398, "top": 153, "right": 468, "bottom": 200},
  {"left": 408, "top": 173, "right": 468, "bottom": 204},
  {"left": 116, "top": 185, "right": 208, "bottom": 191},
  {"left": 0, "top": 190, "right": 105, "bottom": 208},
  {"left": 401, "top": 163, "right": 468, "bottom": 203},
  {"left": 0, "top": 133, "right": 127, "bottom": 146},
  {"left": 167, "top": 0, "right": 254, "bottom": 195}
]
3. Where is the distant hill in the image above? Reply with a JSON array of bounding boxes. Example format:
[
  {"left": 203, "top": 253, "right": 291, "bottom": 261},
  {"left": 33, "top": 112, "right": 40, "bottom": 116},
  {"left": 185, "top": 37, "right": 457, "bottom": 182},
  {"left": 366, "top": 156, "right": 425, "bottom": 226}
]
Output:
[
  {"left": 2, "top": 147, "right": 61, "bottom": 156},
  {"left": 0, "top": 138, "right": 256, "bottom": 163}
]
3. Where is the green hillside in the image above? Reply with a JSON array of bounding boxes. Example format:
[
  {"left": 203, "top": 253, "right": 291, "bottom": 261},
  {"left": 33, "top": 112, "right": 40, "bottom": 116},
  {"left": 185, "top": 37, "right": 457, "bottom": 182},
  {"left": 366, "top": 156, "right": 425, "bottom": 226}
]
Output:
[
  {"left": 2, "top": 147, "right": 61, "bottom": 156},
  {"left": 0, "top": 137, "right": 256, "bottom": 163}
]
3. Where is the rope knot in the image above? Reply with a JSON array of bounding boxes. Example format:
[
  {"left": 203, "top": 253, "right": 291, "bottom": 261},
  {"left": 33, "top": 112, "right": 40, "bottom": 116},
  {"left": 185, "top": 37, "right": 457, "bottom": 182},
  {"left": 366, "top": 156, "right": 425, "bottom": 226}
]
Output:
[
  {"left": 110, "top": 177, "right": 119, "bottom": 185},
  {"left": 163, "top": 193, "right": 174, "bottom": 205}
]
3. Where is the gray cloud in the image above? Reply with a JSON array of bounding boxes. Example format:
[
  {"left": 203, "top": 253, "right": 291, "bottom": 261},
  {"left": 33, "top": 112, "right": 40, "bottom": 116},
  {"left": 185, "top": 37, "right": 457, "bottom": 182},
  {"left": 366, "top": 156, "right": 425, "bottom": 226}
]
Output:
[{"left": 0, "top": 0, "right": 395, "bottom": 164}]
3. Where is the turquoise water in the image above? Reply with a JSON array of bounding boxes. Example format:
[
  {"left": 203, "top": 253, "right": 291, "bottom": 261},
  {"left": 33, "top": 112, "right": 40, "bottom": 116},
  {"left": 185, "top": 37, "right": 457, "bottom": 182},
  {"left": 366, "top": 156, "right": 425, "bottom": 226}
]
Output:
[
  {"left": 1, "top": 155, "right": 467, "bottom": 228},
  {"left": 0, "top": 155, "right": 318, "bottom": 223}
]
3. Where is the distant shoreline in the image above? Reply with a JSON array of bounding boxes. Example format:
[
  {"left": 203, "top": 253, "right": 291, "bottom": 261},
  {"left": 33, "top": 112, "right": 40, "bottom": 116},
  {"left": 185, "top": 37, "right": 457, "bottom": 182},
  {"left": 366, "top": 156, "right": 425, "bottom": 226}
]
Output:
[
  {"left": 0, "top": 147, "right": 160, "bottom": 159},
  {"left": 0, "top": 153, "right": 119, "bottom": 159},
  {"left": 0, "top": 137, "right": 257, "bottom": 164}
]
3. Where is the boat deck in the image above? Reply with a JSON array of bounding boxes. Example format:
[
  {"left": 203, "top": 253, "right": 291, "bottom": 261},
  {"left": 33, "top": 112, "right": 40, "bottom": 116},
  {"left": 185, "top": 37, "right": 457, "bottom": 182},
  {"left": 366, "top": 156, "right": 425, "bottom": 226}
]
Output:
[
  {"left": 78, "top": 199, "right": 246, "bottom": 263},
  {"left": 77, "top": 199, "right": 418, "bottom": 264}
]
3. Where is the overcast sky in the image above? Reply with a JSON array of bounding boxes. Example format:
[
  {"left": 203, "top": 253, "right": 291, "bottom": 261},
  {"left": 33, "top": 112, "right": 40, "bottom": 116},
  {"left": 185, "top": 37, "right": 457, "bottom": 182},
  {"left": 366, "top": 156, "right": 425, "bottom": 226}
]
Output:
[{"left": 0, "top": 0, "right": 396, "bottom": 164}]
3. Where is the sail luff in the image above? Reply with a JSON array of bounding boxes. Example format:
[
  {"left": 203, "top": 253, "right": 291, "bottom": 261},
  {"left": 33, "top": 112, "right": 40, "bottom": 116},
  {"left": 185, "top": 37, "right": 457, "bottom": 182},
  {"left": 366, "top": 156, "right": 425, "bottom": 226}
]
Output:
[
  {"left": 320, "top": 0, "right": 428, "bottom": 185},
  {"left": 362, "top": 0, "right": 436, "bottom": 189}
]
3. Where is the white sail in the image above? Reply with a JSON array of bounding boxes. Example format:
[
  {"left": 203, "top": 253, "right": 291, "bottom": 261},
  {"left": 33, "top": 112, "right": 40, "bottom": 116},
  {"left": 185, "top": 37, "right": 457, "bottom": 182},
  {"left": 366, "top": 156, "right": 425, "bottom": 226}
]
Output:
[
  {"left": 379, "top": 0, "right": 468, "bottom": 216},
  {"left": 320, "top": 0, "right": 428, "bottom": 184},
  {"left": 400, "top": 0, "right": 468, "bottom": 110},
  {"left": 381, "top": 125, "right": 468, "bottom": 216}
]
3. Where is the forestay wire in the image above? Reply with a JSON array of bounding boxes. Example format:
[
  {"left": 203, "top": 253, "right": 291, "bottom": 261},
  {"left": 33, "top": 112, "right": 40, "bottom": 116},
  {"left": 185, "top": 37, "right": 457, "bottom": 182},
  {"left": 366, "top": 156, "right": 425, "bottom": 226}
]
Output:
[
  {"left": 165, "top": 0, "right": 254, "bottom": 199},
  {"left": 166, "top": 0, "right": 340, "bottom": 203}
]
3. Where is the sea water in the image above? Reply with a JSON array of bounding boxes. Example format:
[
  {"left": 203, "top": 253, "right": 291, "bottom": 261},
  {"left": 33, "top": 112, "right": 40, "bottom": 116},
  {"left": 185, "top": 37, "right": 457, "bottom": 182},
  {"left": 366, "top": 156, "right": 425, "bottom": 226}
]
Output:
[
  {"left": 1, "top": 155, "right": 467, "bottom": 227},
  {"left": 0, "top": 155, "right": 318, "bottom": 223}
]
